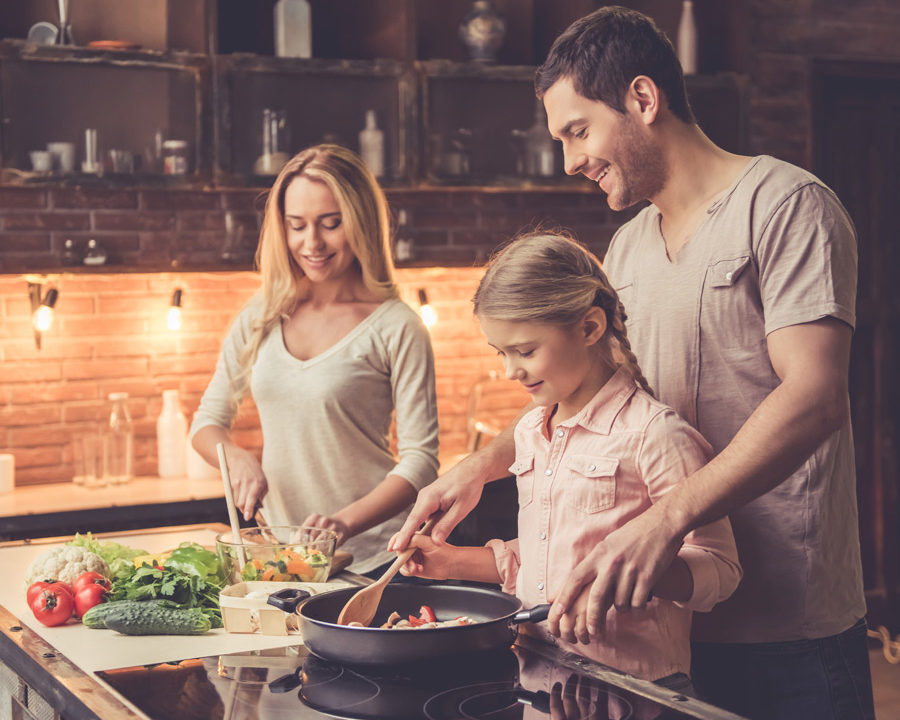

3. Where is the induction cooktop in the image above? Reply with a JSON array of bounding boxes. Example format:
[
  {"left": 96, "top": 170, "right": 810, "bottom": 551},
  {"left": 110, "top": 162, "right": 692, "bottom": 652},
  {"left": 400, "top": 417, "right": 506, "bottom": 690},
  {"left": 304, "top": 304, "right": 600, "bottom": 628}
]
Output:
[{"left": 95, "top": 637, "right": 744, "bottom": 720}]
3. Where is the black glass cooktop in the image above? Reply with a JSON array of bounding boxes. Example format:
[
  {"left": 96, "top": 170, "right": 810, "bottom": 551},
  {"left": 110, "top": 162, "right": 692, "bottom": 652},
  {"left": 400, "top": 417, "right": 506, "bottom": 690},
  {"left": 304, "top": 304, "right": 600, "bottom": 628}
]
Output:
[{"left": 96, "top": 637, "right": 741, "bottom": 720}]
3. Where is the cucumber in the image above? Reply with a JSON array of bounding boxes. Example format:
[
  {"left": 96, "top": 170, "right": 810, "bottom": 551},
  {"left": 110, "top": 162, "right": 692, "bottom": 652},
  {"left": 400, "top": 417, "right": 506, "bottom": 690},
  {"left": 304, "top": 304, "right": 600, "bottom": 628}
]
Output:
[
  {"left": 82, "top": 600, "right": 175, "bottom": 629},
  {"left": 103, "top": 603, "right": 211, "bottom": 635}
]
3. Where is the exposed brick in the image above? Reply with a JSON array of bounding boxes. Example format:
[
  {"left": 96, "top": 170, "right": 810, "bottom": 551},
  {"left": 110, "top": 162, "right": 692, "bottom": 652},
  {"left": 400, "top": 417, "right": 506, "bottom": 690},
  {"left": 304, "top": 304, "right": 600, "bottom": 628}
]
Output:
[
  {"left": 221, "top": 190, "right": 268, "bottom": 212},
  {"left": 3, "top": 212, "right": 90, "bottom": 231},
  {"left": 0, "top": 233, "right": 52, "bottom": 251},
  {"left": 142, "top": 190, "right": 220, "bottom": 211},
  {"left": 52, "top": 189, "right": 139, "bottom": 210},
  {"left": 64, "top": 358, "right": 149, "bottom": 381},
  {"left": 93, "top": 211, "right": 176, "bottom": 232},
  {"left": 178, "top": 212, "right": 227, "bottom": 232},
  {"left": 0, "top": 188, "right": 48, "bottom": 209}
]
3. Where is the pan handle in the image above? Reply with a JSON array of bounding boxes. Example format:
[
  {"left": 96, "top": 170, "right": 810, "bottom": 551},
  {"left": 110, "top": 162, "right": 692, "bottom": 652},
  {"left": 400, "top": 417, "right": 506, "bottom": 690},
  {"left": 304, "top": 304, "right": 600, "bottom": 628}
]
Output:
[
  {"left": 267, "top": 587, "right": 311, "bottom": 613},
  {"left": 512, "top": 603, "right": 551, "bottom": 624},
  {"left": 268, "top": 666, "right": 303, "bottom": 693}
]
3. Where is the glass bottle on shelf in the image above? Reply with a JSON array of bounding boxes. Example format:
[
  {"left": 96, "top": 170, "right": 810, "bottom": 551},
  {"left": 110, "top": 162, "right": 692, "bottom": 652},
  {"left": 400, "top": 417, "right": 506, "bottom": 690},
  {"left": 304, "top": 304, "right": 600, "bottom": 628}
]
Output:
[
  {"left": 358, "top": 109, "right": 385, "bottom": 178},
  {"left": 394, "top": 209, "right": 414, "bottom": 262},
  {"left": 104, "top": 392, "right": 134, "bottom": 485},
  {"left": 523, "top": 99, "right": 555, "bottom": 177},
  {"left": 254, "top": 108, "right": 290, "bottom": 175},
  {"left": 677, "top": 0, "right": 698, "bottom": 75}
]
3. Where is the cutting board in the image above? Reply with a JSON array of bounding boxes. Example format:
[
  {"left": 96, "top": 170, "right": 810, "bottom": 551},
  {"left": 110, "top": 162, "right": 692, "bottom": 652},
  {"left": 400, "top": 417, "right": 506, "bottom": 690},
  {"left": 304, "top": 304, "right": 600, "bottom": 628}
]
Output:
[
  {"left": 331, "top": 549, "right": 353, "bottom": 576},
  {"left": 0, "top": 525, "right": 357, "bottom": 672}
]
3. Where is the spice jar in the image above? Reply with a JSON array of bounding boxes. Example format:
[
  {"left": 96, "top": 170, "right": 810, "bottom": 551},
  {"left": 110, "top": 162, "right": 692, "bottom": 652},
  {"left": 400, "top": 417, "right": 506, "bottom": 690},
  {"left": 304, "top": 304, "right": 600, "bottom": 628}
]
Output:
[{"left": 162, "top": 139, "right": 189, "bottom": 175}]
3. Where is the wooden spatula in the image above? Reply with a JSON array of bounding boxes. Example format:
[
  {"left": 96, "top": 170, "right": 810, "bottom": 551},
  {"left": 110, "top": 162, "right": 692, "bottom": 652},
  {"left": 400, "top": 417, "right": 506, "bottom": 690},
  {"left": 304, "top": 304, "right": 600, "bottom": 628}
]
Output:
[{"left": 336, "top": 517, "right": 437, "bottom": 627}]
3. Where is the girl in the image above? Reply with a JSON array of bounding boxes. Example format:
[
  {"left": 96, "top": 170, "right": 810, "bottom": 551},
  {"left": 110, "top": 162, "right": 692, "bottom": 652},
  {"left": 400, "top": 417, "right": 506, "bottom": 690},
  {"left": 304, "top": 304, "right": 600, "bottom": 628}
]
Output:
[
  {"left": 399, "top": 232, "right": 741, "bottom": 687},
  {"left": 191, "top": 145, "right": 439, "bottom": 574}
]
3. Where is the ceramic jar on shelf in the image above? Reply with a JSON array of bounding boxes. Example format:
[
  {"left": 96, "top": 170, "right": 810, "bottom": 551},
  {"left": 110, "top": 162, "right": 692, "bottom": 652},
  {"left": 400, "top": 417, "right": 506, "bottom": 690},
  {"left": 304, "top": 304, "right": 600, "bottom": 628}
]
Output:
[{"left": 459, "top": 0, "right": 506, "bottom": 63}]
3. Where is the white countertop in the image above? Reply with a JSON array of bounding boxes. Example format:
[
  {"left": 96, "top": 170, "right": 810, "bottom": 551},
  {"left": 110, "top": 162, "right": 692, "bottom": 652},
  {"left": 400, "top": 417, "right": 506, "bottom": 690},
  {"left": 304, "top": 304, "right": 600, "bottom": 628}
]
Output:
[{"left": 0, "top": 525, "right": 352, "bottom": 672}]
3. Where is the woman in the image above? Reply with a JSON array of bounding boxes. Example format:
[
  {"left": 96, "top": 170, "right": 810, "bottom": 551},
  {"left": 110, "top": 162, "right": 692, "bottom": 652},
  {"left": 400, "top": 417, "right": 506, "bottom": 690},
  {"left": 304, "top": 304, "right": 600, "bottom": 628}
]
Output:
[{"left": 191, "top": 144, "right": 439, "bottom": 574}]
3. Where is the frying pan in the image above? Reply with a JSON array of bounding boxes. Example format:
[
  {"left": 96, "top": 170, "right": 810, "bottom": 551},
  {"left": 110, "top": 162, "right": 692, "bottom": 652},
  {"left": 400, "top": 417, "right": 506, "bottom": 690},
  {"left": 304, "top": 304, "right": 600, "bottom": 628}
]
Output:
[{"left": 268, "top": 583, "right": 550, "bottom": 666}]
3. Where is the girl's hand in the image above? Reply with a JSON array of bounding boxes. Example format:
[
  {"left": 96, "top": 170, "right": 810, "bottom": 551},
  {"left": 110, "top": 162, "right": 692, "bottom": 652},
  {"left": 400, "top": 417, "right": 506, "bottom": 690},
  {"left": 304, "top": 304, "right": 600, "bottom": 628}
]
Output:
[
  {"left": 225, "top": 446, "right": 268, "bottom": 521},
  {"left": 302, "top": 513, "right": 350, "bottom": 547},
  {"left": 398, "top": 534, "right": 459, "bottom": 580}
]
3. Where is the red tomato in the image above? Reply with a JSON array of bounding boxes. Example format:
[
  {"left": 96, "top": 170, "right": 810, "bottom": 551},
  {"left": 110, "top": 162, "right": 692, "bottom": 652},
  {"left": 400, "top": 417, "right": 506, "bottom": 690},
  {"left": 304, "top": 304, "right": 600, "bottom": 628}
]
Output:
[
  {"left": 74, "top": 583, "right": 108, "bottom": 618},
  {"left": 30, "top": 587, "right": 74, "bottom": 627},
  {"left": 71, "top": 571, "right": 111, "bottom": 594},
  {"left": 26, "top": 580, "right": 72, "bottom": 606}
]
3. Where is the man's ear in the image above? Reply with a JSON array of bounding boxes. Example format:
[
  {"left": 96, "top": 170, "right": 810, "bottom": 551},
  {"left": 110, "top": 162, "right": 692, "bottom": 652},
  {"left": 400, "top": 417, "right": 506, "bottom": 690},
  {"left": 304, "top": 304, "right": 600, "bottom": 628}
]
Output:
[
  {"left": 582, "top": 307, "right": 608, "bottom": 346},
  {"left": 628, "top": 76, "right": 660, "bottom": 125}
]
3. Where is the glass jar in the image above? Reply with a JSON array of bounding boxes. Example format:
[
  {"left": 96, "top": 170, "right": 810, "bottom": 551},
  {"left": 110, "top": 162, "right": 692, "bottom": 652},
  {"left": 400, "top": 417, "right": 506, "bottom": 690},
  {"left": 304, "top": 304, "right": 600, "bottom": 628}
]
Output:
[
  {"left": 104, "top": 392, "right": 134, "bottom": 484},
  {"left": 162, "top": 139, "right": 189, "bottom": 175}
]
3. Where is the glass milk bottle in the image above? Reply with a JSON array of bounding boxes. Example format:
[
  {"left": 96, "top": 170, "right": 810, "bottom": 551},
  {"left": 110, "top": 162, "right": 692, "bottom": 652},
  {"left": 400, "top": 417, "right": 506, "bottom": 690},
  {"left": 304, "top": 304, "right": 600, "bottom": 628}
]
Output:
[
  {"left": 157, "top": 389, "right": 188, "bottom": 477},
  {"left": 104, "top": 392, "right": 134, "bottom": 484}
]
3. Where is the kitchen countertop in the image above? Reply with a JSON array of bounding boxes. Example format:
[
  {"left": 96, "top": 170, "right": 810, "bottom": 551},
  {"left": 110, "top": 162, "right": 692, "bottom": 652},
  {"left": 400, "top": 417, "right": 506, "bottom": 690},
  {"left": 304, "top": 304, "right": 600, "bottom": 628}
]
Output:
[
  {"left": 0, "top": 523, "right": 363, "bottom": 720},
  {"left": 0, "top": 524, "right": 745, "bottom": 720}
]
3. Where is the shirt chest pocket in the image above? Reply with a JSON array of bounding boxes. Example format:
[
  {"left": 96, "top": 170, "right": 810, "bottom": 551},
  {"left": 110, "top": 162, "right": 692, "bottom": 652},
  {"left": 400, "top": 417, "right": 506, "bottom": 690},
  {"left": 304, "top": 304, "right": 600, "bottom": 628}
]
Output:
[
  {"left": 509, "top": 453, "right": 535, "bottom": 510},
  {"left": 564, "top": 455, "right": 618, "bottom": 514},
  {"left": 702, "top": 255, "right": 764, "bottom": 350}
]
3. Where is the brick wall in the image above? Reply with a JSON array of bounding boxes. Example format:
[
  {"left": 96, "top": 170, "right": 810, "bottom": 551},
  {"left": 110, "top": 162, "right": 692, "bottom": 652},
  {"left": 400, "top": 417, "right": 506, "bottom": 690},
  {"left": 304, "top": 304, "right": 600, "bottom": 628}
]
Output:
[
  {"left": 748, "top": 0, "right": 900, "bottom": 167},
  {"left": 0, "top": 266, "right": 535, "bottom": 487}
]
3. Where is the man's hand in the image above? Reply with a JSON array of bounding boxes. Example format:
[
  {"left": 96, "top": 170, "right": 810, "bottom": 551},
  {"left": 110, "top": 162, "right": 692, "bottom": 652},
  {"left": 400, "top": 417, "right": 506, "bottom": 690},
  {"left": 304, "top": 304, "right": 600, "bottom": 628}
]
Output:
[
  {"left": 389, "top": 462, "right": 486, "bottom": 550},
  {"left": 548, "top": 503, "right": 683, "bottom": 637}
]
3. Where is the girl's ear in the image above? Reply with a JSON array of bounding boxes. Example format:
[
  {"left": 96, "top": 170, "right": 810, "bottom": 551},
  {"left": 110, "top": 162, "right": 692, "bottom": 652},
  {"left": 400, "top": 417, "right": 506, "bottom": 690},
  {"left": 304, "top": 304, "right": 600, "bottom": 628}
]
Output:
[{"left": 582, "top": 307, "right": 608, "bottom": 346}]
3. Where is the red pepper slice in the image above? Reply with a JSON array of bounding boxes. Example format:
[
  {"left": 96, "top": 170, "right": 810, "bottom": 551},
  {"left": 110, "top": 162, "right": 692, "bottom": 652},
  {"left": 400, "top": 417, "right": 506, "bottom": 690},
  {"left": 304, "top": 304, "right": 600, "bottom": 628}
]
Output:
[
  {"left": 419, "top": 605, "right": 437, "bottom": 623},
  {"left": 407, "top": 615, "right": 428, "bottom": 626}
]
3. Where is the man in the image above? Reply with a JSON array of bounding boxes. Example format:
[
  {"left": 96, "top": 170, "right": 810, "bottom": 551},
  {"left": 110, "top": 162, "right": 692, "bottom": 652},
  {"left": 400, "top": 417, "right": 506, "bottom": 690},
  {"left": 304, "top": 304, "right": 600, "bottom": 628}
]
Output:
[{"left": 392, "top": 7, "right": 875, "bottom": 719}]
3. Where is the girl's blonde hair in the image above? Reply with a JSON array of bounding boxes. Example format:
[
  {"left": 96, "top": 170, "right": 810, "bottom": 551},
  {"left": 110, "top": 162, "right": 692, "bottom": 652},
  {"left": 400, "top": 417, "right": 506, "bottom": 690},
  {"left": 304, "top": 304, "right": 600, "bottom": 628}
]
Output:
[
  {"left": 473, "top": 231, "right": 653, "bottom": 396},
  {"left": 240, "top": 144, "right": 397, "bottom": 375}
]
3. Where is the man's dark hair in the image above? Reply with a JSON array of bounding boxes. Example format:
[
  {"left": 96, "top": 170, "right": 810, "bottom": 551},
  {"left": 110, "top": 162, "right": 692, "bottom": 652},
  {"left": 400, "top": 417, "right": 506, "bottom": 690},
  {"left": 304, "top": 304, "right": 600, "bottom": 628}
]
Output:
[{"left": 535, "top": 6, "right": 695, "bottom": 124}]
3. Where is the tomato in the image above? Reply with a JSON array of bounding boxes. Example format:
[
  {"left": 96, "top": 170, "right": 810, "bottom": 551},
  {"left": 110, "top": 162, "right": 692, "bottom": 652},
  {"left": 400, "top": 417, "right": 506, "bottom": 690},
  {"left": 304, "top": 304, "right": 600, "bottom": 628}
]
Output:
[
  {"left": 74, "top": 583, "right": 108, "bottom": 618},
  {"left": 71, "top": 571, "right": 111, "bottom": 594},
  {"left": 419, "top": 605, "right": 437, "bottom": 623},
  {"left": 26, "top": 580, "right": 72, "bottom": 606},
  {"left": 30, "top": 587, "right": 74, "bottom": 627}
]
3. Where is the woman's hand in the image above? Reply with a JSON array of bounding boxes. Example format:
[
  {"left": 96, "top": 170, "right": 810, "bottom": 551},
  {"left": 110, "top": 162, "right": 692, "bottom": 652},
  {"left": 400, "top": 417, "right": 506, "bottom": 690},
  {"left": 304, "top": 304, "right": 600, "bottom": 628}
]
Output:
[
  {"left": 302, "top": 513, "right": 351, "bottom": 547},
  {"left": 225, "top": 445, "right": 269, "bottom": 521}
]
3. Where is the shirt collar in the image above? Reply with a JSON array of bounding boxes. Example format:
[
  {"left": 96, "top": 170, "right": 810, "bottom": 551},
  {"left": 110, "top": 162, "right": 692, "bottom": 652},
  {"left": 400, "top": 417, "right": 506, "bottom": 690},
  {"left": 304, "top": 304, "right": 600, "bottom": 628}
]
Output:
[{"left": 520, "top": 366, "right": 638, "bottom": 435}]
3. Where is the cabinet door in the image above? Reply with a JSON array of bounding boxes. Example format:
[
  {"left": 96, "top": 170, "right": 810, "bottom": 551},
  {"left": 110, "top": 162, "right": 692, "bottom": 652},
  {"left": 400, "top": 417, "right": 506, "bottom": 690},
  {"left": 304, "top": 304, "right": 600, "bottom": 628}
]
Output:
[{"left": 215, "top": 56, "right": 414, "bottom": 185}]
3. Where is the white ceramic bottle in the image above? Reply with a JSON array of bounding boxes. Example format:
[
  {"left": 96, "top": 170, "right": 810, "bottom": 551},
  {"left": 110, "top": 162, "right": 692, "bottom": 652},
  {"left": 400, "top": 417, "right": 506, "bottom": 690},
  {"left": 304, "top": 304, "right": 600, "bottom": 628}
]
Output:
[
  {"left": 358, "top": 110, "right": 385, "bottom": 178},
  {"left": 186, "top": 414, "right": 219, "bottom": 480},
  {"left": 274, "top": 0, "right": 312, "bottom": 58},
  {"left": 677, "top": 0, "right": 698, "bottom": 75},
  {"left": 157, "top": 389, "right": 187, "bottom": 478}
]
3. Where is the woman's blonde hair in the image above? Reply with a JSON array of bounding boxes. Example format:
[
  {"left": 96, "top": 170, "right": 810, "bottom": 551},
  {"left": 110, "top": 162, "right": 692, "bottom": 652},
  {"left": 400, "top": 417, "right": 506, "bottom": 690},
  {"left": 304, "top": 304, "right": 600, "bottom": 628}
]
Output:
[
  {"left": 240, "top": 144, "right": 397, "bottom": 375},
  {"left": 473, "top": 231, "right": 653, "bottom": 395}
]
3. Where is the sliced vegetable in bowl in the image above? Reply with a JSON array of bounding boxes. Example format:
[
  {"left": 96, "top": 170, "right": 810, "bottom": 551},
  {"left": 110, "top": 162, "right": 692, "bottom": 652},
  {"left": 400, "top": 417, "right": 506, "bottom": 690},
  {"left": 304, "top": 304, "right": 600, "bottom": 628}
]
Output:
[{"left": 217, "top": 526, "right": 337, "bottom": 585}]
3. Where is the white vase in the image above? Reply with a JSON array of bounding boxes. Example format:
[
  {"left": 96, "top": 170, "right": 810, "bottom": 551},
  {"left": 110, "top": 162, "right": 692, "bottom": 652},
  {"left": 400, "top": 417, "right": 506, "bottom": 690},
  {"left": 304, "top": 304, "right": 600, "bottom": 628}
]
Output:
[{"left": 677, "top": 0, "right": 698, "bottom": 75}]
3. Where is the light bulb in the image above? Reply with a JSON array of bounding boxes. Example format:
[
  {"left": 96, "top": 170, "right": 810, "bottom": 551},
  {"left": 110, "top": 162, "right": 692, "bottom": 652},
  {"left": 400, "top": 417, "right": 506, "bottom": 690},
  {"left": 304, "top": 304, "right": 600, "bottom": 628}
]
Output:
[
  {"left": 417, "top": 288, "right": 437, "bottom": 328},
  {"left": 33, "top": 304, "right": 54, "bottom": 332},
  {"left": 167, "top": 305, "right": 182, "bottom": 331}
]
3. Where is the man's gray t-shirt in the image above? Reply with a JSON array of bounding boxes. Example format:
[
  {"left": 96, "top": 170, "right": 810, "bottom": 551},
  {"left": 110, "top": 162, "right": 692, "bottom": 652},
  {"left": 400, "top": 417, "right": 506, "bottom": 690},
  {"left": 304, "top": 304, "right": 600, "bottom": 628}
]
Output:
[{"left": 602, "top": 155, "right": 865, "bottom": 642}]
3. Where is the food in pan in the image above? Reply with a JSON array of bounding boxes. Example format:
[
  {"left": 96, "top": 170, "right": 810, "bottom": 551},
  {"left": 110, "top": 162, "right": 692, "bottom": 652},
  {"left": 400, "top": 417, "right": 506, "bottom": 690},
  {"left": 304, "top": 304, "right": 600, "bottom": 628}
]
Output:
[{"left": 348, "top": 604, "right": 475, "bottom": 629}]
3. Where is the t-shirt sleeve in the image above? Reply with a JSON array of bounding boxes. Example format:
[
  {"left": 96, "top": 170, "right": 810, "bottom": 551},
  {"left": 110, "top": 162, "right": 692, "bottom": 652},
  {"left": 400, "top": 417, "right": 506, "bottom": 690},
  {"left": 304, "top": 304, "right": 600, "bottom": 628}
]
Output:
[
  {"left": 638, "top": 409, "right": 742, "bottom": 612},
  {"left": 383, "top": 302, "right": 440, "bottom": 491},
  {"left": 189, "top": 296, "right": 259, "bottom": 439},
  {"left": 756, "top": 183, "right": 857, "bottom": 335}
]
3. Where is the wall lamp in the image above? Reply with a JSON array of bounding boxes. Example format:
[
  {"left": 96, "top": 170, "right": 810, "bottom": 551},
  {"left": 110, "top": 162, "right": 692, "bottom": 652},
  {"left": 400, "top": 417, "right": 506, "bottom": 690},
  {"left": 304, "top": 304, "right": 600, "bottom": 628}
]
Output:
[
  {"left": 167, "top": 288, "right": 183, "bottom": 331},
  {"left": 28, "top": 281, "right": 59, "bottom": 349},
  {"left": 417, "top": 288, "right": 437, "bottom": 329}
]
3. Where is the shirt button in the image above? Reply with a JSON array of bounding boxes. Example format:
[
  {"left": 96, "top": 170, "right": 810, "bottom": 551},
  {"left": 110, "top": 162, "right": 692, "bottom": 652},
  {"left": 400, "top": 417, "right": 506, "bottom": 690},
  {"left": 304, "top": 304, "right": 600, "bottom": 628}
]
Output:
[
  {"left": 545, "top": 469, "right": 552, "bottom": 476},
  {"left": 537, "top": 582, "right": 544, "bottom": 591},
  {"left": 556, "top": 429, "right": 564, "bottom": 437},
  {"left": 540, "top": 531, "right": 547, "bottom": 540},
  {"left": 725, "top": 271, "right": 733, "bottom": 281},
  {"left": 588, "top": 464, "right": 596, "bottom": 472}
]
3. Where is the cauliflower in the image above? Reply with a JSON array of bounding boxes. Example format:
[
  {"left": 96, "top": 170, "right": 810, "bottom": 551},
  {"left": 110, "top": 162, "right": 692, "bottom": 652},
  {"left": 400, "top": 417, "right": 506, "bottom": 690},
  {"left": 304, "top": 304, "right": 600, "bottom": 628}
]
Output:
[{"left": 24, "top": 546, "right": 109, "bottom": 587}]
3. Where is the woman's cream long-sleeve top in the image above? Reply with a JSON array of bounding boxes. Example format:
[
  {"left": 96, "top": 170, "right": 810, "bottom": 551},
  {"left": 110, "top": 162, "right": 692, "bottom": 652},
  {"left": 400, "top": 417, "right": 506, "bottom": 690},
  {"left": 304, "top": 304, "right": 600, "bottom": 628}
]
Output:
[{"left": 191, "top": 294, "right": 440, "bottom": 573}]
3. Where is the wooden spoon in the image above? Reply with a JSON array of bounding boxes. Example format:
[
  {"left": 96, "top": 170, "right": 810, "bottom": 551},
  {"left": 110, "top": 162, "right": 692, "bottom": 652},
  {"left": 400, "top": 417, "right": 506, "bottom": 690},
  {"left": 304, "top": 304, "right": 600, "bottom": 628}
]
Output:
[{"left": 336, "top": 517, "right": 437, "bottom": 627}]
